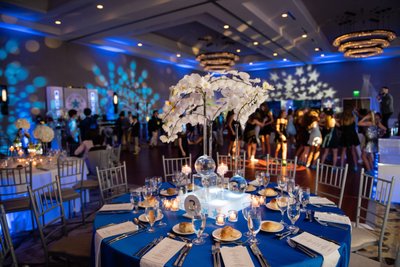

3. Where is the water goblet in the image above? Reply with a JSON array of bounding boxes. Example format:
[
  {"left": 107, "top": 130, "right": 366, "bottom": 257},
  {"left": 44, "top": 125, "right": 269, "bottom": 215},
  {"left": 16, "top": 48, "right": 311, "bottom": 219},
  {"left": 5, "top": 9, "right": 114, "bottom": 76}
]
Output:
[
  {"left": 192, "top": 213, "right": 206, "bottom": 245},
  {"left": 255, "top": 171, "right": 264, "bottom": 188},
  {"left": 287, "top": 198, "right": 301, "bottom": 233},
  {"left": 277, "top": 175, "right": 287, "bottom": 195},
  {"left": 276, "top": 195, "right": 288, "bottom": 226},
  {"left": 157, "top": 198, "right": 167, "bottom": 227},
  {"left": 130, "top": 189, "right": 140, "bottom": 214},
  {"left": 263, "top": 172, "right": 270, "bottom": 188},
  {"left": 242, "top": 202, "right": 252, "bottom": 237},
  {"left": 247, "top": 208, "right": 262, "bottom": 244},
  {"left": 300, "top": 187, "right": 310, "bottom": 212},
  {"left": 145, "top": 206, "right": 157, "bottom": 232}
]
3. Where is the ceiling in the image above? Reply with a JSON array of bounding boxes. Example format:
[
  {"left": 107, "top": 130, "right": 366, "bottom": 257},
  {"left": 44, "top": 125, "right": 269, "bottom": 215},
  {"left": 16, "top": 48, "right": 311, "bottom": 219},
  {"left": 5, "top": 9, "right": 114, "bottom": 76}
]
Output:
[{"left": 0, "top": 0, "right": 399, "bottom": 71}]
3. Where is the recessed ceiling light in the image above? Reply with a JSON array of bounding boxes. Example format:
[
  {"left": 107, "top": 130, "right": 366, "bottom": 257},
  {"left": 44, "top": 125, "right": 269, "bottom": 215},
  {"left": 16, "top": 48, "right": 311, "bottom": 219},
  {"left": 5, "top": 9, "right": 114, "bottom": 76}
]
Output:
[
  {"left": 96, "top": 4, "right": 104, "bottom": 9},
  {"left": 236, "top": 49, "right": 241, "bottom": 53},
  {"left": 283, "top": 58, "right": 288, "bottom": 61},
  {"left": 249, "top": 62, "right": 253, "bottom": 65},
  {"left": 302, "top": 34, "right": 307, "bottom": 38},
  {"left": 253, "top": 41, "right": 259, "bottom": 46},
  {"left": 176, "top": 53, "right": 181, "bottom": 57},
  {"left": 314, "top": 47, "right": 320, "bottom": 51},
  {"left": 137, "top": 43, "right": 143, "bottom": 47},
  {"left": 55, "top": 20, "right": 61, "bottom": 25},
  {"left": 223, "top": 25, "right": 229, "bottom": 29},
  {"left": 273, "top": 52, "right": 278, "bottom": 57},
  {"left": 282, "top": 13, "right": 288, "bottom": 18},
  {"left": 321, "top": 54, "right": 325, "bottom": 57}
]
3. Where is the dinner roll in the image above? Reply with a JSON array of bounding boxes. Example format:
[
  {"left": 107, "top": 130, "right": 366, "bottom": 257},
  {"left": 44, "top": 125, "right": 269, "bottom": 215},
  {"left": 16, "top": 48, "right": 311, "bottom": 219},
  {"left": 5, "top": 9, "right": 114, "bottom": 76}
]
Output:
[
  {"left": 220, "top": 226, "right": 240, "bottom": 239},
  {"left": 167, "top": 188, "right": 176, "bottom": 195},
  {"left": 263, "top": 188, "right": 276, "bottom": 196},
  {"left": 261, "top": 221, "right": 281, "bottom": 231},
  {"left": 178, "top": 222, "right": 194, "bottom": 233}
]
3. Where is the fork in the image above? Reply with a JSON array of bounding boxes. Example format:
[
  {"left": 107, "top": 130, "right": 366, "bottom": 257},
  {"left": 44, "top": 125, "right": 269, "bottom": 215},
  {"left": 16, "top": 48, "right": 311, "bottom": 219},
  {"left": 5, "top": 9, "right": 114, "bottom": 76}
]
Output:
[
  {"left": 215, "top": 242, "right": 221, "bottom": 267},
  {"left": 315, "top": 218, "right": 348, "bottom": 230},
  {"left": 286, "top": 238, "right": 317, "bottom": 258},
  {"left": 211, "top": 245, "right": 218, "bottom": 267}
]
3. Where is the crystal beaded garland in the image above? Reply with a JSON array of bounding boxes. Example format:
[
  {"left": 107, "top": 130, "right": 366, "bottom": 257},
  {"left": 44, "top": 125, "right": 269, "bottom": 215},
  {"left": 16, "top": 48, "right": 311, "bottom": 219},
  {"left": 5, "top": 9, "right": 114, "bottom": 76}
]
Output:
[{"left": 194, "top": 154, "right": 216, "bottom": 176}]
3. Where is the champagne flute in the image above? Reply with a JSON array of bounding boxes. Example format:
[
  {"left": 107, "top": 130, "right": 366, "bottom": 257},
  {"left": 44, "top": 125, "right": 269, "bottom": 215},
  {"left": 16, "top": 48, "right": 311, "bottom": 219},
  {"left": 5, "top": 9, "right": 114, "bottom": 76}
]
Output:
[
  {"left": 130, "top": 189, "right": 140, "bottom": 214},
  {"left": 145, "top": 206, "right": 157, "bottom": 232},
  {"left": 247, "top": 208, "right": 262, "bottom": 244},
  {"left": 277, "top": 175, "right": 287, "bottom": 195},
  {"left": 276, "top": 195, "right": 288, "bottom": 226},
  {"left": 287, "top": 198, "right": 301, "bottom": 233},
  {"left": 192, "top": 213, "right": 206, "bottom": 245},
  {"left": 242, "top": 202, "right": 252, "bottom": 237},
  {"left": 300, "top": 187, "right": 310, "bottom": 212}
]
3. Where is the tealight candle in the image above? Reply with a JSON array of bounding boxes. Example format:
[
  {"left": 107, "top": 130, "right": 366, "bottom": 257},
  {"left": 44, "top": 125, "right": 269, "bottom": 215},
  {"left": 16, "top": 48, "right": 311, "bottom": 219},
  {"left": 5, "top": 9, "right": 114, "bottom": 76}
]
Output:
[
  {"left": 181, "top": 164, "right": 191, "bottom": 176},
  {"left": 9, "top": 146, "right": 14, "bottom": 152},
  {"left": 217, "top": 163, "right": 228, "bottom": 177},
  {"left": 228, "top": 210, "right": 238, "bottom": 222},
  {"left": 164, "top": 199, "right": 172, "bottom": 210},
  {"left": 18, "top": 150, "right": 24, "bottom": 157},
  {"left": 216, "top": 214, "right": 225, "bottom": 226},
  {"left": 171, "top": 198, "right": 179, "bottom": 211}
]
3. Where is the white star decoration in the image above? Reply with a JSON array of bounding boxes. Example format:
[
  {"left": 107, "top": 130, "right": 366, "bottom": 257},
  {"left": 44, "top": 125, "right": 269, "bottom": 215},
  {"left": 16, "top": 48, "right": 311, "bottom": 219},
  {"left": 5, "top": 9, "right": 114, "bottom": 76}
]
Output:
[{"left": 265, "top": 65, "right": 338, "bottom": 108}]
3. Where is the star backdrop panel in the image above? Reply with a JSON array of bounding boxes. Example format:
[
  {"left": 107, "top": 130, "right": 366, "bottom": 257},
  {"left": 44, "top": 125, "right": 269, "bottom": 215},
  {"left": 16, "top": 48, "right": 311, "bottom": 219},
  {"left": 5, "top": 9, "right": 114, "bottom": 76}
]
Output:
[{"left": 64, "top": 87, "right": 88, "bottom": 115}]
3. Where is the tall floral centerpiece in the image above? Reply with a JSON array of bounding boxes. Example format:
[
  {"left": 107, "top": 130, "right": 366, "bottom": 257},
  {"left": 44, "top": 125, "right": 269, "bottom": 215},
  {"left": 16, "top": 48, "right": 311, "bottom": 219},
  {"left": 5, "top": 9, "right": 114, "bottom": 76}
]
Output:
[
  {"left": 33, "top": 125, "right": 55, "bottom": 155},
  {"left": 160, "top": 71, "right": 273, "bottom": 183}
]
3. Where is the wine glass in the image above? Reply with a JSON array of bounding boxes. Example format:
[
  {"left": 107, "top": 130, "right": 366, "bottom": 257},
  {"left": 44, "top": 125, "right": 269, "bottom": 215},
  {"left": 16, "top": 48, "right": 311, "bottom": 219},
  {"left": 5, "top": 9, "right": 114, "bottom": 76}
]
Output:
[
  {"left": 255, "top": 171, "right": 264, "bottom": 188},
  {"left": 276, "top": 195, "right": 288, "bottom": 226},
  {"left": 300, "top": 187, "right": 310, "bottom": 212},
  {"left": 247, "top": 208, "right": 262, "bottom": 244},
  {"left": 157, "top": 198, "right": 167, "bottom": 227},
  {"left": 130, "top": 189, "right": 140, "bottom": 214},
  {"left": 287, "top": 198, "right": 301, "bottom": 233},
  {"left": 200, "top": 202, "right": 209, "bottom": 238},
  {"left": 153, "top": 176, "right": 163, "bottom": 195},
  {"left": 192, "top": 213, "right": 206, "bottom": 245},
  {"left": 264, "top": 172, "right": 270, "bottom": 188},
  {"left": 145, "top": 206, "right": 157, "bottom": 232},
  {"left": 287, "top": 179, "right": 300, "bottom": 199},
  {"left": 277, "top": 175, "right": 287, "bottom": 195},
  {"left": 241, "top": 202, "right": 252, "bottom": 237}
]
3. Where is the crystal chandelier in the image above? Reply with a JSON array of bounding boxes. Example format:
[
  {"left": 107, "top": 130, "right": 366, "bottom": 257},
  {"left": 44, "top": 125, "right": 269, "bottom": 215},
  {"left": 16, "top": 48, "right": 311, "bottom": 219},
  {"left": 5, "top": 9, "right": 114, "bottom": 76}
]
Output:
[
  {"left": 196, "top": 52, "right": 239, "bottom": 71},
  {"left": 333, "top": 29, "right": 396, "bottom": 58}
]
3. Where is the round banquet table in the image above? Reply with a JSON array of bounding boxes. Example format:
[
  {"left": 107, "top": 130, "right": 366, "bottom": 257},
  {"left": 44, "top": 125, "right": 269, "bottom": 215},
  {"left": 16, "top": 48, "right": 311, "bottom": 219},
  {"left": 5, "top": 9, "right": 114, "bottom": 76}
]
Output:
[{"left": 93, "top": 183, "right": 351, "bottom": 267}]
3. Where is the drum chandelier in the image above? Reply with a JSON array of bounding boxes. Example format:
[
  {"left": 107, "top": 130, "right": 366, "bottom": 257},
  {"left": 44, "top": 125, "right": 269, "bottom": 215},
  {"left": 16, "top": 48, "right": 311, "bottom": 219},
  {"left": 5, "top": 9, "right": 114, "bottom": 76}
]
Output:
[{"left": 196, "top": 52, "right": 239, "bottom": 71}]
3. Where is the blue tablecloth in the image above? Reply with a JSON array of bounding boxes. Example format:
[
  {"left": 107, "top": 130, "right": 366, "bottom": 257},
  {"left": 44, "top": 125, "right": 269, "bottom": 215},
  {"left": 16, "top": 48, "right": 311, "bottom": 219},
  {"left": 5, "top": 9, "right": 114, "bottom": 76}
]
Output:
[{"left": 93, "top": 183, "right": 351, "bottom": 267}]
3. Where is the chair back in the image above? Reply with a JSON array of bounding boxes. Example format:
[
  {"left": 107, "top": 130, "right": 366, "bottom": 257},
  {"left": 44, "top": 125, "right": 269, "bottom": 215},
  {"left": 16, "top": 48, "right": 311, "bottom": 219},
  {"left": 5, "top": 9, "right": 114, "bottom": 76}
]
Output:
[
  {"left": 0, "top": 163, "right": 32, "bottom": 201},
  {"left": 315, "top": 160, "right": 348, "bottom": 208},
  {"left": 265, "top": 154, "right": 297, "bottom": 180},
  {"left": 57, "top": 158, "right": 84, "bottom": 189},
  {"left": 216, "top": 152, "right": 246, "bottom": 177},
  {"left": 0, "top": 204, "right": 17, "bottom": 267},
  {"left": 96, "top": 162, "right": 128, "bottom": 204},
  {"left": 162, "top": 154, "right": 192, "bottom": 182},
  {"left": 110, "top": 145, "right": 121, "bottom": 166},
  {"left": 28, "top": 180, "right": 66, "bottom": 261},
  {"left": 87, "top": 149, "right": 112, "bottom": 174},
  {"left": 356, "top": 169, "right": 395, "bottom": 261}
]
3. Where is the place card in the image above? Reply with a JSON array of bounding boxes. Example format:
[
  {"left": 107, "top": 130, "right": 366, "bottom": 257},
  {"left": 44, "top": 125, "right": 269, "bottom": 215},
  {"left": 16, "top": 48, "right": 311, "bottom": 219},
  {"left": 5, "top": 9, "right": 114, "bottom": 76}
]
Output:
[
  {"left": 314, "top": 212, "right": 351, "bottom": 226},
  {"left": 95, "top": 221, "right": 138, "bottom": 267},
  {"left": 291, "top": 232, "right": 340, "bottom": 267},
  {"left": 220, "top": 246, "right": 255, "bottom": 267},
  {"left": 140, "top": 238, "right": 186, "bottom": 267},
  {"left": 99, "top": 203, "right": 133, "bottom": 212},
  {"left": 309, "top": 197, "right": 336, "bottom": 206}
]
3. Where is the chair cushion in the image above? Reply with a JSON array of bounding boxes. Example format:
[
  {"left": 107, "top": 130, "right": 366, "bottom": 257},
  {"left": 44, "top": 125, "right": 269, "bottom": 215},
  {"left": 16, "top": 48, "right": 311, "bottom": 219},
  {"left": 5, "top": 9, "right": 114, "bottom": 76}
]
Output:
[
  {"left": 48, "top": 233, "right": 92, "bottom": 259},
  {"left": 349, "top": 253, "right": 380, "bottom": 267},
  {"left": 0, "top": 197, "right": 30, "bottom": 212},
  {"left": 60, "top": 189, "right": 80, "bottom": 201},
  {"left": 73, "top": 180, "right": 99, "bottom": 190},
  {"left": 351, "top": 227, "right": 379, "bottom": 251}
]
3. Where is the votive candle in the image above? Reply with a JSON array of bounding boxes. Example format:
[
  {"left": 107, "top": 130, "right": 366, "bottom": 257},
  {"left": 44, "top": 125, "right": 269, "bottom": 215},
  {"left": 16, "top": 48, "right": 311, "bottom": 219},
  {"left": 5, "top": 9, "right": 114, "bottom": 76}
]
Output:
[
  {"left": 216, "top": 214, "right": 225, "bottom": 226},
  {"left": 228, "top": 210, "right": 238, "bottom": 222}
]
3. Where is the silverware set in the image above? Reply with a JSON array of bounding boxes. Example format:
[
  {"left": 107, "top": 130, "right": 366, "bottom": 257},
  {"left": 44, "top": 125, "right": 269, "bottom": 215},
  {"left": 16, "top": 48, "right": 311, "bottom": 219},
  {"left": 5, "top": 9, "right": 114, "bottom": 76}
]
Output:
[
  {"left": 286, "top": 238, "right": 317, "bottom": 258},
  {"left": 211, "top": 242, "right": 222, "bottom": 267},
  {"left": 173, "top": 243, "right": 193, "bottom": 267},
  {"left": 250, "top": 243, "right": 270, "bottom": 267},
  {"left": 134, "top": 236, "right": 164, "bottom": 257},
  {"left": 315, "top": 217, "right": 348, "bottom": 230},
  {"left": 106, "top": 228, "right": 146, "bottom": 244}
]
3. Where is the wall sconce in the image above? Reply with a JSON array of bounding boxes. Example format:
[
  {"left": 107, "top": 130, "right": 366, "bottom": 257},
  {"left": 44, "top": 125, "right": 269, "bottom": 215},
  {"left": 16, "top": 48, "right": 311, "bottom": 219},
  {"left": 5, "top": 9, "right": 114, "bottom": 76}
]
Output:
[
  {"left": 1, "top": 85, "right": 8, "bottom": 115},
  {"left": 113, "top": 92, "right": 118, "bottom": 114}
]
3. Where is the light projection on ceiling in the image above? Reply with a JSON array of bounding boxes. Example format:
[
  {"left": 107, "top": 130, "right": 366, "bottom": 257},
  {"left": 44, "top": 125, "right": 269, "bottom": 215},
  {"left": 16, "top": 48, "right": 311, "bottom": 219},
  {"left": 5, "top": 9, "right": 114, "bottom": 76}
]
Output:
[
  {"left": 267, "top": 65, "right": 340, "bottom": 110},
  {"left": 0, "top": 38, "right": 47, "bottom": 138},
  {"left": 85, "top": 60, "right": 160, "bottom": 121}
]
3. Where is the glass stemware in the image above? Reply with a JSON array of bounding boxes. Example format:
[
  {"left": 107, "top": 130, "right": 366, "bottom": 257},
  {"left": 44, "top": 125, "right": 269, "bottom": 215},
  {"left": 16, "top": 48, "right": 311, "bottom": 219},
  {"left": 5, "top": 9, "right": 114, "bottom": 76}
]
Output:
[
  {"left": 287, "top": 198, "right": 301, "bottom": 232},
  {"left": 192, "top": 213, "right": 206, "bottom": 245},
  {"left": 277, "top": 175, "right": 287, "bottom": 195},
  {"left": 255, "top": 171, "right": 265, "bottom": 188},
  {"left": 247, "top": 208, "right": 262, "bottom": 244},
  {"left": 242, "top": 202, "right": 252, "bottom": 237},
  {"left": 130, "top": 189, "right": 140, "bottom": 214},
  {"left": 157, "top": 198, "right": 167, "bottom": 227},
  {"left": 145, "top": 206, "right": 157, "bottom": 232},
  {"left": 300, "top": 187, "right": 310, "bottom": 212},
  {"left": 264, "top": 172, "right": 270, "bottom": 188},
  {"left": 287, "top": 179, "right": 300, "bottom": 199},
  {"left": 276, "top": 195, "right": 288, "bottom": 226}
]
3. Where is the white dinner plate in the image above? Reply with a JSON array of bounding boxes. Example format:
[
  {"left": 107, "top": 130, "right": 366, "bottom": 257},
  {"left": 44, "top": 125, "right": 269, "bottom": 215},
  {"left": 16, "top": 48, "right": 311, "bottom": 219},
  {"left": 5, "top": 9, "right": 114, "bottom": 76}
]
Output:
[
  {"left": 138, "top": 213, "right": 163, "bottom": 223},
  {"left": 172, "top": 223, "right": 195, "bottom": 235},
  {"left": 260, "top": 220, "right": 284, "bottom": 233},
  {"left": 265, "top": 202, "right": 280, "bottom": 211},
  {"left": 258, "top": 189, "right": 278, "bottom": 197},
  {"left": 160, "top": 189, "right": 178, "bottom": 196},
  {"left": 212, "top": 228, "right": 242, "bottom": 242}
]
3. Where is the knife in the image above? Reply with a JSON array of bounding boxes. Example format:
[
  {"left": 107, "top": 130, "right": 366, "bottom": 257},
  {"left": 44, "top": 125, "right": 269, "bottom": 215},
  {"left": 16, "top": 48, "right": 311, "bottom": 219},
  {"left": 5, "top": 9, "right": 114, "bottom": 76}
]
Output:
[
  {"left": 139, "top": 237, "right": 164, "bottom": 257},
  {"left": 178, "top": 243, "right": 192, "bottom": 267},
  {"left": 134, "top": 237, "right": 158, "bottom": 257},
  {"left": 215, "top": 242, "right": 221, "bottom": 267},
  {"left": 212, "top": 245, "right": 218, "bottom": 267},
  {"left": 107, "top": 228, "right": 145, "bottom": 244},
  {"left": 253, "top": 244, "right": 270, "bottom": 267},
  {"left": 250, "top": 244, "right": 268, "bottom": 267},
  {"left": 173, "top": 244, "right": 189, "bottom": 266}
]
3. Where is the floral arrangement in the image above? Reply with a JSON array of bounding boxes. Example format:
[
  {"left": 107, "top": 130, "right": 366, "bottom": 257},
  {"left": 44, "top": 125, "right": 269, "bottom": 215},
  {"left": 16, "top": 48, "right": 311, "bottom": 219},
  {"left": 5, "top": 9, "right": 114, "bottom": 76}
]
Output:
[
  {"left": 33, "top": 125, "right": 55, "bottom": 143},
  {"left": 160, "top": 71, "right": 273, "bottom": 142},
  {"left": 15, "top": 118, "right": 31, "bottom": 130}
]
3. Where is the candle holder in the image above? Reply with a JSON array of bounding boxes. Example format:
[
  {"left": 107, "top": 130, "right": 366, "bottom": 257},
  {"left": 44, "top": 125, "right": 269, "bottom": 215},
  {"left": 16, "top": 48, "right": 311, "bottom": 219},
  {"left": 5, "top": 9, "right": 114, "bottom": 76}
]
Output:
[
  {"left": 215, "top": 213, "right": 226, "bottom": 226},
  {"left": 170, "top": 198, "right": 180, "bottom": 212},
  {"left": 228, "top": 210, "right": 238, "bottom": 222},
  {"left": 163, "top": 199, "right": 172, "bottom": 211}
]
